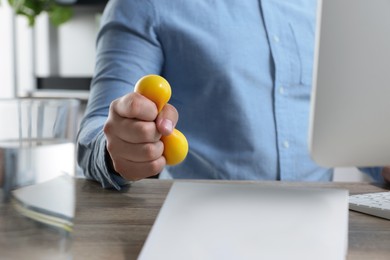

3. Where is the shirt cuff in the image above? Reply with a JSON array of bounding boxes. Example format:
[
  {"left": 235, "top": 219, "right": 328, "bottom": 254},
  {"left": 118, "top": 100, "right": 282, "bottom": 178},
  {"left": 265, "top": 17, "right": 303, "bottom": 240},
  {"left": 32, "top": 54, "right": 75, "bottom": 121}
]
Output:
[
  {"left": 79, "top": 129, "right": 132, "bottom": 190},
  {"left": 359, "top": 167, "right": 385, "bottom": 183}
]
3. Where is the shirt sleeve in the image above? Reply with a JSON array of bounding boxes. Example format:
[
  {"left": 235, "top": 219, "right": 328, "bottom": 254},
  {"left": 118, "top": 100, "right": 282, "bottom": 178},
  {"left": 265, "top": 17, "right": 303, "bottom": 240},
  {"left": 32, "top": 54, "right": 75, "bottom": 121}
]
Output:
[
  {"left": 359, "top": 167, "right": 385, "bottom": 183},
  {"left": 77, "top": 121, "right": 131, "bottom": 190},
  {"left": 76, "top": 0, "right": 163, "bottom": 189}
]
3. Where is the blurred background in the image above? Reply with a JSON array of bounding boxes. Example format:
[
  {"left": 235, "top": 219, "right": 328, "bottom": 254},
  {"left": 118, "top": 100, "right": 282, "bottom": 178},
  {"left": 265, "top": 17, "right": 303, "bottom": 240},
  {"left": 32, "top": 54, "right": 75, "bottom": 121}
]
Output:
[
  {"left": 0, "top": 0, "right": 106, "bottom": 100},
  {"left": 0, "top": 0, "right": 371, "bottom": 182}
]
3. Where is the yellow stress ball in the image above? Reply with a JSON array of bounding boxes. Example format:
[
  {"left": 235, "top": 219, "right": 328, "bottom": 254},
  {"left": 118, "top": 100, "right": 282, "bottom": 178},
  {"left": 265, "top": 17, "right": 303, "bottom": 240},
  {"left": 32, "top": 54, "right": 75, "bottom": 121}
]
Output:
[
  {"left": 134, "top": 74, "right": 188, "bottom": 165},
  {"left": 161, "top": 129, "right": 189, "bottom": 166},
  {"left": 134, "top": 74, "right": 171, "bottom": 112}
]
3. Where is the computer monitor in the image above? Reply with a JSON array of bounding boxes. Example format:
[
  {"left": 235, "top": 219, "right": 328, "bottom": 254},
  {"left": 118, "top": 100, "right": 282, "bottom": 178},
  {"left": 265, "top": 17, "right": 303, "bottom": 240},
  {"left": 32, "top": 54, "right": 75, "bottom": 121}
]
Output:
[{"left": 309, "top": 0, "right": 390, "bottom": 167}]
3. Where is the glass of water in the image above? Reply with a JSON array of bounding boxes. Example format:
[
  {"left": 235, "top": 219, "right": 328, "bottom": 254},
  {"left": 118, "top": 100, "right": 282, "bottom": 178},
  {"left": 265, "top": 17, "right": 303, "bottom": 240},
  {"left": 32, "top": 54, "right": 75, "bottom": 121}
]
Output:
[{"left": 0, "top": 98, "right": 80, "bottom": 259}]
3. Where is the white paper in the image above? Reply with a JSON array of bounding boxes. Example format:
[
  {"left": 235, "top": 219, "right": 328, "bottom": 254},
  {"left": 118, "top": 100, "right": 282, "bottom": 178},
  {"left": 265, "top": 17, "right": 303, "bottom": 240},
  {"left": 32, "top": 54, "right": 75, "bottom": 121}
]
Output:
[{"left": 139, "top": 182, "right": 348, "bottom": 260}]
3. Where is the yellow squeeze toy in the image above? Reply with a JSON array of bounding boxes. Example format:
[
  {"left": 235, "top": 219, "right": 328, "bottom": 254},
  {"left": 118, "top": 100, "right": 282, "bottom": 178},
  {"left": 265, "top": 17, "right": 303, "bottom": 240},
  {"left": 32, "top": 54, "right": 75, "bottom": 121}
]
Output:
[{"left": 134, "top": 74, "right": 189, "bottom": 166}]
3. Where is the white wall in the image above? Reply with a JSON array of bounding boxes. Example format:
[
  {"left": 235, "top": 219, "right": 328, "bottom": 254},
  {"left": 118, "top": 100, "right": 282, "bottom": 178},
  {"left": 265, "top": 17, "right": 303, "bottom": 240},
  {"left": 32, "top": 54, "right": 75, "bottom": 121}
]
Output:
[
  {"left": 0, "top": 2, "right": 37, "bottom": 97},
  {"left": 0, "top": 4, "right": 102, "bottom": 97},
  {"left": 0, "top": 3, "right": 15, "bottom": 98},
  {"left": 58, "top": 8, "right": 100, "bottom": 77},
  {"left": 35, "top": 7, "right": 101, "bottom": 78},
  {"left": 15, "top": 17, "right": 35, "bottom": 96}
]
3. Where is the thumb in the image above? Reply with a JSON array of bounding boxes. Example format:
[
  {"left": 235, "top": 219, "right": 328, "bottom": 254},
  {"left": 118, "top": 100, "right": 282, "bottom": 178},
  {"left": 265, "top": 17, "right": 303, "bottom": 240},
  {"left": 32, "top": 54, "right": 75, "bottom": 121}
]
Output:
[{"left": 156, "top": 103, "right": 179, "bottom": 136}]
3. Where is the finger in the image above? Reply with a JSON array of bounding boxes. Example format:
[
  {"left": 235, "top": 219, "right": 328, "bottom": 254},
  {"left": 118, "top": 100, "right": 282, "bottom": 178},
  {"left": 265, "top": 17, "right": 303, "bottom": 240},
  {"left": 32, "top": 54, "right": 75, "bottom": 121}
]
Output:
[
  {"left": 156, "top": 103, "right": 179, "bottom": 136},
  {"left": 111, "top": 156, "right": 166, "bottom": 181},
  {"left": 111, "top": 92, "right": 158, "bottom": 121},
  {"left": 104, "top": 113, "right": 161, "bottom": 143},
  {"left": 106, "top": 135, "right": 164, "bottom": 162}
]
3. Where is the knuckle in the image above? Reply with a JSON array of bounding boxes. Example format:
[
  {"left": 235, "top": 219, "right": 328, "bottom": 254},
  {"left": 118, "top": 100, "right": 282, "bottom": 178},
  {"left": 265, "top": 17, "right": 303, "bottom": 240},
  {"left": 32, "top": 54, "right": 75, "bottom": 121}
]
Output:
[
  {"left": 127, "top": 96, "right": 141, "bottom": 117},
  {"left": 140, "top": 123, "right": 154, "bottom": 139},
  {"left": 110, "top": 98, "right": 119, "bottom": 109},
  {"left": 103, "top": 122, "right": 112, "bottom": 135},
  {"left": 112, "top": 160, "right": 126, "bottom": 175},
  {"left": 143, "top": 143, "right": 158, "bottom": 160},
  {"left": 108, "top": 99, "right": 120, "bottom": 116},
  {"left": 148, "top": 159, "right": 164, "bottom": 175},
  {"left": 105, "top": 140, "right": 114, "bottom": 153},
  {"left": 136, "top": 122, "right": 155, "bottom": 140},
  {"left": 137, "top": 121, "right": 150, "bottom": 134}
]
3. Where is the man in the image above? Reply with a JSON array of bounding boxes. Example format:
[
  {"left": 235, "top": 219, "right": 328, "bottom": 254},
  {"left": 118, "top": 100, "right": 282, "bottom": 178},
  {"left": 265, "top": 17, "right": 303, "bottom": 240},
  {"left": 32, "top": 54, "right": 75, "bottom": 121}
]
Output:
[{"left": 77, "top": 0, "right": 389, "bottom": 190}]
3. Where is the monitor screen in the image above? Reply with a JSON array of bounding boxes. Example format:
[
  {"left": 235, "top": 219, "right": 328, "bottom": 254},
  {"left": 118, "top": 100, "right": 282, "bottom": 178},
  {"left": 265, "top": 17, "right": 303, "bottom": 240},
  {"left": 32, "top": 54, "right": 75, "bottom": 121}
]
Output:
[{"left": 309, "top": 0, "right": 390, "bottom": 167}]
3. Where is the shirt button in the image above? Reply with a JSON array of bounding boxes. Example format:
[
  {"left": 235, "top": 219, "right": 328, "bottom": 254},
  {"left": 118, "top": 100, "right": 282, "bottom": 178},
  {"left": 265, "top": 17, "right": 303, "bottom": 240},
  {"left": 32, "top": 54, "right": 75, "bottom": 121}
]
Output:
[
  {"left": 279, "top": 86, "right": 285, "bottom": 95},
  {"left": 273, "top": 35, "right": 280, "bottom": 43},
  {"left": 283, "top": 141, "right": 290, "bottom": 149}
]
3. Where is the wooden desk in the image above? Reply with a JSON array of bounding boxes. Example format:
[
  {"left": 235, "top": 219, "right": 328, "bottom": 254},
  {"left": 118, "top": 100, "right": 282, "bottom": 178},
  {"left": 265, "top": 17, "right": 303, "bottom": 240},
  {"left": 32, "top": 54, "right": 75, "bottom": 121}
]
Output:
[{"left": 71, "top": 179, "right": 390, "bottom": 260}]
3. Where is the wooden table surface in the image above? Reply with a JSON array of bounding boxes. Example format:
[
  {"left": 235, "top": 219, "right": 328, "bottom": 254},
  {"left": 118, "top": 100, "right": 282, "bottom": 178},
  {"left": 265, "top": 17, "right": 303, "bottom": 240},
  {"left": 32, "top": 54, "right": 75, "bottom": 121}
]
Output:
[{"left": 1, "top": 178, "right": 389, "bottom": 259}]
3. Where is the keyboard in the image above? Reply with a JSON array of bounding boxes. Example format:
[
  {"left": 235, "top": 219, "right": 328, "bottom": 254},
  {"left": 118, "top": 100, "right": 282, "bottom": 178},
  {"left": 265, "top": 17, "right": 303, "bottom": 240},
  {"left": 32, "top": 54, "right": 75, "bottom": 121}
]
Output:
[{"left": 349, "top": 191, "right": 390, "bottom": 220}]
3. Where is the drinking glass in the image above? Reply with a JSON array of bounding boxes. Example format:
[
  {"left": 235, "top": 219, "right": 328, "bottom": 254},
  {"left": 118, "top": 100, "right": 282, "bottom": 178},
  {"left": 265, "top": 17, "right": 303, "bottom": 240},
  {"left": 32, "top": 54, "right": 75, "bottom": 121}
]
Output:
[{"left": 0, "top": 98, "right": 80, "bottom": 259}]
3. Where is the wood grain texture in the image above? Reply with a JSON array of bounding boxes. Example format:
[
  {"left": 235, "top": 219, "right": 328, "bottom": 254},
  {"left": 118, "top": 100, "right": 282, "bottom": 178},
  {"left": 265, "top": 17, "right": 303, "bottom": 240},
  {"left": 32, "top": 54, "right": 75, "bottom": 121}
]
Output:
[{"left": 2, "top": 179, "right": 390, "bottom": 259}]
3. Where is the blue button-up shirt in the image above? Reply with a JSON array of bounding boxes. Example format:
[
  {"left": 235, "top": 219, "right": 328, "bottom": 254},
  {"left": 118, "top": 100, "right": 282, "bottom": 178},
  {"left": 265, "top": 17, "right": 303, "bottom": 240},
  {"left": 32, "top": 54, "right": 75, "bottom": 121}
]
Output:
[{"left": 77, "top": 0, "right": 382, "bottom": 189}]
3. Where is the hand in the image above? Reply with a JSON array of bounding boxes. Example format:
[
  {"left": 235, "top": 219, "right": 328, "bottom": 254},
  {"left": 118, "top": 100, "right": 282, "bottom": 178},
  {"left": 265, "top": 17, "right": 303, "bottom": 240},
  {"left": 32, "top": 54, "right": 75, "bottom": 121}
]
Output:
[
  {"left": 381, "top": 167, "right": 390, "bottom": 184},
  {"left": 103, "top": 92, "right": 179, "bottom": 181}
]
